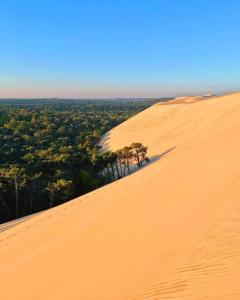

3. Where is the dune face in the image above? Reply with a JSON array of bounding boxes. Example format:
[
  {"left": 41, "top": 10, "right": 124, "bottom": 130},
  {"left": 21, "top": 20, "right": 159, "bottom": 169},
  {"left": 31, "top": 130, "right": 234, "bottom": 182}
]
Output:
[{"left": 1, "top": 93, "right": 240, "bottom": 299}]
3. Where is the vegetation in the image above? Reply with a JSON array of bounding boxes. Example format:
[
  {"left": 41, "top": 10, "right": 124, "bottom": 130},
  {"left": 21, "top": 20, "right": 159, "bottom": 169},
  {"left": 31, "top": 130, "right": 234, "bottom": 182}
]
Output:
[{"left": 0, "top": 99, "right": 158, "bottom": 223}]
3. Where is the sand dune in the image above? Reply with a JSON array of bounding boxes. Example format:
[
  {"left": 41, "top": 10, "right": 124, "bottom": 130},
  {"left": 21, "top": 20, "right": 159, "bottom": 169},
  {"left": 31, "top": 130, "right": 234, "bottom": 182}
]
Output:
[{"left": 1, "top": 92, "right": 240, "bottom": 299}]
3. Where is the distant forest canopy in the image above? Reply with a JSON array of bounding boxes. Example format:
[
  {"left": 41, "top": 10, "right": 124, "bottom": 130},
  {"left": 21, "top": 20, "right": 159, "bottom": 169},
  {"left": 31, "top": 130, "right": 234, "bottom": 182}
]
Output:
[
  {"left": 0, "top": 97, "right": 172, "bottom": 106},
  {"left": 0, "top": 98, "right": 171, "bottom": 223}
]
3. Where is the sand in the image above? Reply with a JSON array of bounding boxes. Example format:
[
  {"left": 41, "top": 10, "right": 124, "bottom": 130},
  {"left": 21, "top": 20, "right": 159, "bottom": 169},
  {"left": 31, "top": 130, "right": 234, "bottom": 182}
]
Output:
[{"left": 1, "top": 92, "right": 240, "bottom": 299}]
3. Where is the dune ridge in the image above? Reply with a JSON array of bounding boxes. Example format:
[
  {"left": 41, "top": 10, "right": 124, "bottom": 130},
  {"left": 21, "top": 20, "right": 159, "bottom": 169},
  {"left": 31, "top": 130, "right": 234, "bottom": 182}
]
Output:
[{"left": 1, "top": 92, "right": 240, "bottom": 299}]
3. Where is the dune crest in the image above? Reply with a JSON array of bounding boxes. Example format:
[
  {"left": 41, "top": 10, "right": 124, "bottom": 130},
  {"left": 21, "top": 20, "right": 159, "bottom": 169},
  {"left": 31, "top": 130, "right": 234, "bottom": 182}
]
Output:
[
  {"left": 1, "top": 92, "right": 240, "bottom": 299},
  {"left": 168, "top": 94, "right": 217, "bottom": 103}
]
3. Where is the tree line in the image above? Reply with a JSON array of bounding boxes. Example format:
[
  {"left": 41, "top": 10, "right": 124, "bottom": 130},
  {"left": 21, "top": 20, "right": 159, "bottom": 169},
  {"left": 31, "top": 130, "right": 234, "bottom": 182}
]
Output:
[
  {"left": 0, "top": 99, "right": 153, "bottom": 223},
  {"left": 93, "top": 142, "right": 149, "bottom": 181}
]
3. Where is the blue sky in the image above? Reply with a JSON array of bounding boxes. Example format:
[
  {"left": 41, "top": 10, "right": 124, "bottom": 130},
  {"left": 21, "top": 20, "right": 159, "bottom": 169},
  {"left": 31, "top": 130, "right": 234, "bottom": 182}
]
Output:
[{"left": 0, "top": 0, "right": 240, "bottom": 98}]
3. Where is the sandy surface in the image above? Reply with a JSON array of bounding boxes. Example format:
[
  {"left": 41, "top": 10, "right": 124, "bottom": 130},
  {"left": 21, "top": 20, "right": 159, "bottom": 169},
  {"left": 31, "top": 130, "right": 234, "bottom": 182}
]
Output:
[{"left": 1, "top": 92, "right": 240, "bottom": 299}]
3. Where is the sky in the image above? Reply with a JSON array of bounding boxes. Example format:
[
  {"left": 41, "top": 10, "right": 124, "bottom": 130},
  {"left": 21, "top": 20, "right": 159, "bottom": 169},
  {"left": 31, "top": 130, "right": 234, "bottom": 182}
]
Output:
[{"left": 0, "top": 0, "right": 240, "bottom": 98}]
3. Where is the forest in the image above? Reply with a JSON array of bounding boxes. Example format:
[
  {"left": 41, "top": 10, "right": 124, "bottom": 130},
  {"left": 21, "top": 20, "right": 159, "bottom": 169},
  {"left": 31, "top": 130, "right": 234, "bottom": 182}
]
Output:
[{"left": 0, "top": 98, "right": 164, "bottom": 223}]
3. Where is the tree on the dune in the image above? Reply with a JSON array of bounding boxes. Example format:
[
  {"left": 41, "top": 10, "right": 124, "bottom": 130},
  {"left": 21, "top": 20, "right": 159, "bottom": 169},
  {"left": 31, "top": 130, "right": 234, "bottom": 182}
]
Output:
[
  {"left": 121, "top": 146, "right": 134, "bottom": 175},
  {"left": 113, "top": 142, "right": 149, "bottom": 176},
  {"left": 130, "top": 142, "right": 149, "bottom": 167},
  {"left": 106, "top": 151, "right": 120, "bottom": 180},
  {"left": 115, "top": 149, "right": 124, "bottom": 177},
  {"left": 101, "top": 151, "right": 118, "bottom": 182}
]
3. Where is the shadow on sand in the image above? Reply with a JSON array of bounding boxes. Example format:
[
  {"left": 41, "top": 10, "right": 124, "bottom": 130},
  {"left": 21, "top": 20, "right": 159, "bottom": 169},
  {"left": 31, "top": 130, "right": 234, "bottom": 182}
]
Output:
[
  {"left": 99, "top": 132, "right": 112, "bottom": 151},
  {"left": 131, "top": 146, "right": 176, "bottom": 174}
]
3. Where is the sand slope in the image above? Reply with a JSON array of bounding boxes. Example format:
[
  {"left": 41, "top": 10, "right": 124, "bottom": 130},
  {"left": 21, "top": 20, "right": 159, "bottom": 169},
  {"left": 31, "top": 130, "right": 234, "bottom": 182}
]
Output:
[{"left": 1, "top": 93, "right": 240, "bottom": 299}]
